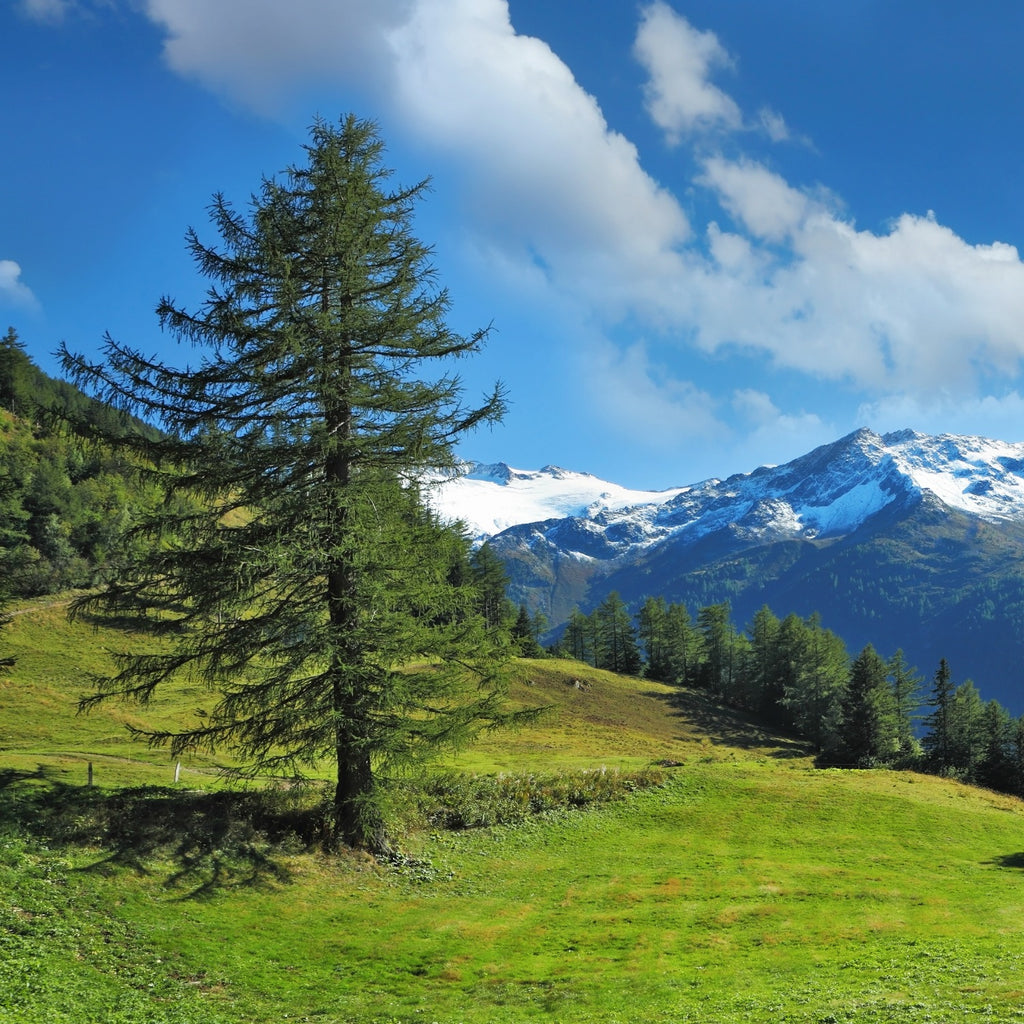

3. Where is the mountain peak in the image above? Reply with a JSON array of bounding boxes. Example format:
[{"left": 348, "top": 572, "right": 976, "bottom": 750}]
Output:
[{"left": 438, "top": 428, "right": 1024, "bottom": 550}]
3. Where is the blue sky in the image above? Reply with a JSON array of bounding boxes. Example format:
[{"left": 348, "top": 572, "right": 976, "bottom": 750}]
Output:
[{"left": 6, "top": 1, "right": 1024, "bottom": 487}]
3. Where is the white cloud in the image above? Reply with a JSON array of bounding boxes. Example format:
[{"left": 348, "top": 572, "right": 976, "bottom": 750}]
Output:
[
  {"left": 633, "top": 1, "right": 742, "bottom": 143},
  {"left": 18, "top": 0, "right": 75, "bottom": 23},
  {"left": 758, "top": 107, "right": 790, "bottom": 143},
  {"left": 127, "top": 1, "right": 1024, "bottom": 428},
  {"left": 690, "top": 159, "right": 1024, "bottom": 392},
  {"left": 143, "top": 0, "right": 412, "bottom": 110},
  {"left": 0, "top": 261, "right": 39, "bottom": 310},
  {"left": 858, "top": 391, "right": 1024, "bottom": 444},
  {"left": 385, "top": 0, "right": 691, "bottom": 307},
  {"left": 699, "top": 156, "right": 824, "bottom": 243},
  {"left": 140, "top": 0, "right": 692, "bottom": 319},
  {"left": 583, "top": 339, "right": 724, "bottom": 447}
]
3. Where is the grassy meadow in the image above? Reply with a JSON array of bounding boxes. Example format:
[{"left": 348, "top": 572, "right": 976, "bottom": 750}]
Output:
[{"left": 3, "top": 594, "right": 1024, "bottom": 1022}]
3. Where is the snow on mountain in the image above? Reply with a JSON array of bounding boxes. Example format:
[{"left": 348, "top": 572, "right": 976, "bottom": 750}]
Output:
[
  {"left": 434, "top": 429, "right": 1024, "bottom": 557},
  {"left": 428, "top": 462, "right": 689, "bottom": 541}
]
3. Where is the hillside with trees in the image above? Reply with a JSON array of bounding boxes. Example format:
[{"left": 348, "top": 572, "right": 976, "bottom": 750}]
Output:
[
  {"left": 0, "top": 327, "right": 165, "bottom": 597},
  {"left": 557, "top": 593, "right": 1024, "bottom": 797}
]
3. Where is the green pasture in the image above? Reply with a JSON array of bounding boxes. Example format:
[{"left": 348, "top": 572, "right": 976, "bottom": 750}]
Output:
[{"left": 3, "top": 595, "right": 1024, "bottom": 1022}]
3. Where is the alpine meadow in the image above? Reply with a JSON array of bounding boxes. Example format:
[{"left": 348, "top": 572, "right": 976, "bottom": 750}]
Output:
[{"left": 4, "top": 113, "right": 1024, "bottom": 1024}]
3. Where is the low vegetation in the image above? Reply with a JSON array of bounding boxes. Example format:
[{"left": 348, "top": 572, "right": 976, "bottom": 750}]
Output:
[{"left": 4, "top": 596, "right": 1024, "bottom": 1023}]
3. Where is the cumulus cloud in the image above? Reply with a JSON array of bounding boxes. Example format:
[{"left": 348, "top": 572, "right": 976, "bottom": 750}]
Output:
[
  {"left": 0, "top": 261, "right": 39, "bottom": 309},
  {"left": 633, "top": 0, "right": 742, "bottom": 142},
  {"left": 689, "top": 159, "right": 1024, "bottom": 391},
  {"left": 699, "top": 156, "right": 827, "bottom": 243},
  {"left": 121, "top": 1, "right": 1024, "bottom": 423}
]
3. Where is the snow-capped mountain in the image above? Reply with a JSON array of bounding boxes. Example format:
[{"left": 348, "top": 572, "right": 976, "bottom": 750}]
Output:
[
  {"left": 437, "top": 429, "right": 1024, "bottom": 714},
  {"left": 437, "top": 428, "right": 1024, "bottom": 556},
  {"left": 429, "top": 462, "right": 688, "bottom": 542}
]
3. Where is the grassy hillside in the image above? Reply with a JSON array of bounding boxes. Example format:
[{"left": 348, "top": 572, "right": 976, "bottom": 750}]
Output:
[{"left": 3, "top": 596, "right": 1024, "bottom": 1022}]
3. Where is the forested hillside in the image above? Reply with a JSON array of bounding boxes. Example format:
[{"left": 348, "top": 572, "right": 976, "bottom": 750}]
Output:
[
  {"left": 556, "top": 590, "right": 1024, "bottom": 798},
  {"left": 0, "top": 327, "right": 162, "bottom": 596}
]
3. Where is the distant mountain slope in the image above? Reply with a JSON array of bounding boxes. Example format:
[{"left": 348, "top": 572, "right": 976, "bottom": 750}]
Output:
[
  {"left": 429, "top": 462, "right": 688, "bottom": 541},
  {"left": 435, "top": 429, "right": 1024, "bottom": 712}
]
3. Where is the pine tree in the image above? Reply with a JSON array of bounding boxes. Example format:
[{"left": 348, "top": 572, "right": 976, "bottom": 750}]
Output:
[
  {"left": 59, "top": 116, "right": 524, "bottom": 853},
  {"left": 0, "top": 327, "right": 34, "bottom": 418},
  {"left": 746, "top": 604, "right": 782, "bottom": 719},
  {"left": 834, "top": 644, "right": 898, "bottom": 766},
  {"left": 663, "top": 601, "right": 698, "bottom": 686},
  {"left": 922, "top": 658, "right": 955, "bottom": 771},
  {"left": 977, "top": 698, "right": 1013, "bottom": 790},
  {"left": 637, "top": 596, "right": 670, "bottom": 681},
  {"left": 561, "top": 608, "right": 593, "bottom": 664},
  {"left": 594, "top": 591, "right": 641, "bottom": 675},
  {"left": 511, "top": 602, "right": 543, "bottom": 657},
  {"left": 948, "top": 680, "right": 984, "bottom": 777},
  {"left": 886, "top": 649, "right": 922, "bottom": 754},
  {"left": 696, "top": 602, "right": 735, "bottom": 697},
  {"left": 469, "top": 543, "right": 514, "bottom": 632},
  {"left": 778, "top": 613, "right": 848, "bottom": 751}
]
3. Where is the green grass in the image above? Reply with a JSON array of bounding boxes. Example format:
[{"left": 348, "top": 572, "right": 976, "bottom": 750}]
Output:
[{"left": 4, "top": 595, "right": 1024, "bottom": 1022}]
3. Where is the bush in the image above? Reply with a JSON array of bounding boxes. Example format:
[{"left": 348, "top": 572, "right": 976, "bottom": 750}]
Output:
[{"left": 416, "top": 766, "right": 667, "bottom": 830}]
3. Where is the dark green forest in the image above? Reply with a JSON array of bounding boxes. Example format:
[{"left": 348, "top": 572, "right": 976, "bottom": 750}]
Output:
[{"left": 554, "top": 592, "right": 1024, "bottom": 798}]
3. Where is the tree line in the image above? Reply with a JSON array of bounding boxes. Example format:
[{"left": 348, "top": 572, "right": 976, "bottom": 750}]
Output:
[{"left": 553, "top": 593, "right": 1024, "bottom": 797}]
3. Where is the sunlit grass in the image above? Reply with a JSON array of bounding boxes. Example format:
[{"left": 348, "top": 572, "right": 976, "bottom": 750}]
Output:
[{"left": 4, "top": 595, "right": 1024, "bottom": 1022}]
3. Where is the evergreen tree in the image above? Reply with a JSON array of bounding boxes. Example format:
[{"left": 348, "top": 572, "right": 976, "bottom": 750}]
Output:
[
  {"left": 1010, "top": 717, "right": 1024, "bottom": 796},
  {"left": 977, "top": 699, "right": 1013, "bottom": 791},
  {"left": 594, "top": 591, "right": 641, "bottom": 675},
  {"left": 696, "top": 602, "right": 736, "bottom": 697},
  {"left": 922, "top": 658, "right": 956, "bottom": 771},
  {"left": 561, "top": 607, "right": 593, "bottom": 664},
  {"left": 637, "top": 595, "right": 670, "bottom": 681},
  {"left": 779, "top": 613, "right": 848, "bottom": 751},
  {"left": 948, "top": 680, "right": 984, "bottom": 777},
  {"left": 746, "top": 604, "right": 782, "bottom": 719},
  {"left": 887, "top": 648, "right": 922, "bottom": 754},
  {"left": 511, "top": 602, "right": 544, "bottom": 657},
  {"left": 663, "top": 601, "right": 698, "bottom": 687},
  {"left": 834, "top": 644, "right": 898, "bottom": 766},
  {"left": 469, "top": 542, "right": 514, "bottom": 632},
  {"left": 0, "top": 327, "right": 33, "bottom": 418},
  {"left": 60, "top": 116, "right": 524, "bottom": 853}
]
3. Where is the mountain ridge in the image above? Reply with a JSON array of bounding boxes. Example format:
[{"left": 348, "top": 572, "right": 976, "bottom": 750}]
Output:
[{"left": 435, "top": 427, "right": 1024, "bottom": 712}]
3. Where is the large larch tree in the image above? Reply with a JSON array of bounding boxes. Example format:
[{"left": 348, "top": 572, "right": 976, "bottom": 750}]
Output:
[{"left": 60, "top": 116, "right": 520, "bottom": 853}]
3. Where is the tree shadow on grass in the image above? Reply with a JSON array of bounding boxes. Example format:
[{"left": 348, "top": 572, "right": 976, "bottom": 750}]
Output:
[
  {"left": 989, "top": 852, "right": 1024, "bottom": 870},
  {"left": 641, "top": 687, "right": 813, "bottom": 759},
  {"left": 0, "top": 768, "right": 329, "bottom": 898}
]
